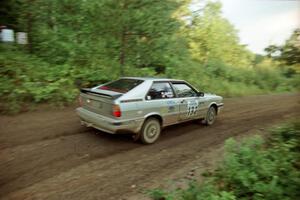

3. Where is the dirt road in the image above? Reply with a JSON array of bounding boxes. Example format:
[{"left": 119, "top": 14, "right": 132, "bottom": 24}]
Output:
[{"left": 0, "top": 93, "right": 299, "bottom": 200}]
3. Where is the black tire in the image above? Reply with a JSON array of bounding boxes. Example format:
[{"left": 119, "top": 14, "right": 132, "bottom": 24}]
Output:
[
  {"left": 203, "top": 106, "right": 217, "bottom": 126},
  {"left": 140, "top": 118, "right": 161, "bottom": 144}
]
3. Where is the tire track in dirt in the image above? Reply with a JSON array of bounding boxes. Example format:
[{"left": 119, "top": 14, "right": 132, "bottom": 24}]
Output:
[{"left": 0, "top": 131, "right": 143, "bottom": 195}]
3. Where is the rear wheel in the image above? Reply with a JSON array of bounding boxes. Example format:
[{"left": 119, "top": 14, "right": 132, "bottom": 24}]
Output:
[
  {"left": 203, "top": 106, "right": 217, "bottom": 126},
  {"left": 140, "top": 118, "right": 161, "bottom": 144}
]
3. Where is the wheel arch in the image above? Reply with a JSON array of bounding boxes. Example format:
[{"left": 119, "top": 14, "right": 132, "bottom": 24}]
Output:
[
  {"left": 144, "top": 113, "right": 163, "bottom": 126},
  {"left": 208, "top": 102, "right": 218, "bottom": 115}
]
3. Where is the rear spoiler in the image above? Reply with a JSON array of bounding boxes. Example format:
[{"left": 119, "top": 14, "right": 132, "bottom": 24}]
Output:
[{"left": 80, "top": 88, "right": 122, "bottom": 99}]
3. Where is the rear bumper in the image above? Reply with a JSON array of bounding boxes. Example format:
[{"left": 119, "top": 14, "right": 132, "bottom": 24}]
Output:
[{"left": 76, "top": 107, "right": 143, "bottom": 134}]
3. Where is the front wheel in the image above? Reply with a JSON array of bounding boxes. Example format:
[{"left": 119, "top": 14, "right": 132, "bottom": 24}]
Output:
[
  {"left": 140, "top": 118, "right": 161, "bottom": 144},
  {"left": 203, "top": 106, "right": 217, "bottom": 126}
]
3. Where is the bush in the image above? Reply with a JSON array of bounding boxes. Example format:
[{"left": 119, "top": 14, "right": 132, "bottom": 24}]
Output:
[
  {"left": 150, "top": 121, "right": 300, "bottom": 200},
  {"left": 0, "top": 47, "right": 78, "bottom": 113},
  {"left": 0, "top": 45, "right": 298, "bottom": 113},
  {"left": 0, "top": 47, "right": 158, "bottom": 113}
]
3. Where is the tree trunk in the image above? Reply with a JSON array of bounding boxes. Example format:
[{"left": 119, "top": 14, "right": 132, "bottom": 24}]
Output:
[
  {"left": 119, "top": 29, "right": 127, "bottom": 76},
  {"left": 26, "top": 0, "right": 34, "bottom": 53},
  {"left": 119, "top": 0, "right": 129, "bottom": 76}
]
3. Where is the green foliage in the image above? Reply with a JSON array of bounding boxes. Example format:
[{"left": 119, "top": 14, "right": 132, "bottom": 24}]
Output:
[
  {"left": 186, "top": 1, "right": 253, "bottom": 68},
  {"left": 265, "top": 29, "right": 300, "bottom": 79},
  {"left": 0, "top": 46, "right": 158, "bottom": 113},
  {"left": 14, "top": 0, "right": 184, "bottom": 73},
  {"left": 166, "top": 58, "right": 293, "bottom": 97},
  {"left": 149, "top": 188, "right": 177, "bottom": 200},
  {"left": 0, "top": 0, "right": 298, "bottom": 113},
  {"left": 0, "top": 46, "right": 78, "bottom": 113},
  {"left": 265, "top": 29, "right": 300, "bottom": 66},
  {"left": 150, "top": 121, "right": 300, "bottom": 200}
]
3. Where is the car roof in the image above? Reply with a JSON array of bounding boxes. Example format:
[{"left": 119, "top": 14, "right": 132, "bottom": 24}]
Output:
[{"left": 121, "top": 77, "right": 184, "bottom": 82}]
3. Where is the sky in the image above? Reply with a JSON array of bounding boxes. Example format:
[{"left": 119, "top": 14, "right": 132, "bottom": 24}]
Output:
[
  {"left": 219, "top": 0, "right": 300, "bottom": 54},
  {"left": 191, "top": 0, "right": 300, "bottom": 54}
]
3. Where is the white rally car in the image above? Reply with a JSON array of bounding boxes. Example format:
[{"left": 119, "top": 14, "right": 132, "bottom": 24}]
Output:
[{"left": 77, "top": 77, "right": 223, "bottom": 144}]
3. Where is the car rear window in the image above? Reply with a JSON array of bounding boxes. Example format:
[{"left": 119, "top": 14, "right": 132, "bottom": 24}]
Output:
[{"left": 98, "top": 79, "right": 143, "bottom": 93}]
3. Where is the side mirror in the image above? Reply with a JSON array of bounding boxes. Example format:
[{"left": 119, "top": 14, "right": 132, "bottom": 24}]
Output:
[{"left": 197, "top": 92, "right": 204, "bottom": 97}]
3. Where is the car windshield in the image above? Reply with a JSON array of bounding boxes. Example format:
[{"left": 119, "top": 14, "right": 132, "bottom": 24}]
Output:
[{"left": 98, "top": 79, "right": 143, "bottom": 93}]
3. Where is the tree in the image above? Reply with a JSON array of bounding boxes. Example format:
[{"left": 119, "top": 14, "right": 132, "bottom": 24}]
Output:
[
  {"left": 265, "top": 29, "right": 300, "bottom": 65},
  {"left": 183, "top": 1, "right": 253, "bottom": 69},
  {"left": 264, "top": 28, "right": 300, "bottom": 77},
  {"left": 89, "top": 0, "right": 183, "bottom": 75},
  {"left": 280, "top": 29, "right": 300, "bottom": 65},
  {"left": 11, "top": 0, "right": 184, "bottom": 76},
  {"left": 0, "top": 0, "right": 19, "bottom": 29}
]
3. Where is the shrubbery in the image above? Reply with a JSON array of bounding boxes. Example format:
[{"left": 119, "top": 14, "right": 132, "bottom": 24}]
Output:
[
  {"left": 1, "top": 1, "right": 299, "bottom": 113},
  {"left": 0, "top": 45, "right": 158, "bottom": 113},
  {"left": 150, "top": 121, "right": 300, "bottom": 200},
  {"left": 0, "top": 45, "right": 298, "bottom": 113},
  {"left": 0, "top": 46, "right": 76, "bottom": 112}
]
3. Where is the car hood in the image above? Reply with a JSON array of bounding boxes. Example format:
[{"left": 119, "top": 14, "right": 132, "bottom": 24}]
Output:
[{"left": 204, "top": 93, "right": 223, "bottom": 100}]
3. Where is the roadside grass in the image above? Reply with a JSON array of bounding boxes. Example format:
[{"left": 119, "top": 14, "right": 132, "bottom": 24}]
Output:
[{"left": 149, "top": 120, "right": 300, "bottom": 200}]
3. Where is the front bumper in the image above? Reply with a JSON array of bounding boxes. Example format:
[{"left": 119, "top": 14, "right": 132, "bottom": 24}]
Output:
[{"left": 76, "top": 107, "right": 143, "bottom": 134}]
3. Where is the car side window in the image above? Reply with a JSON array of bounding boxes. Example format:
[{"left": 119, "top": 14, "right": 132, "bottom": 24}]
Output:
[
  {"left": 172, "top": 83, "right": 197, "bottom": 98},
  {"left": 146, "top": 82, "right": 174, "bottom": 100}
]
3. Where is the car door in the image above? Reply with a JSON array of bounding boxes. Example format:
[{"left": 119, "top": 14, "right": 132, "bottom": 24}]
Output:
[
  {"left": 145, "top": 82, "right": 178, "bottom": 126},
  {"left": 171, "top": 82, "right": 205, "bottom": 121}
]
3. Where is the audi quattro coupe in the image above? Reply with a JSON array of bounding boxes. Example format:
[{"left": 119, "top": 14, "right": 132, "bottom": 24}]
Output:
[{"left": 76, "top": 77, "right": 223, "bottom": 144}]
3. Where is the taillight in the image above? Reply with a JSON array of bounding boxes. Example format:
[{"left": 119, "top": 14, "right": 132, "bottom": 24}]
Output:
[
  {"left": 112, "top": 104, "right": 121, "bottom": 117},
  {"left": 78, "top": 96, "right": 83, "bottom": 107}
]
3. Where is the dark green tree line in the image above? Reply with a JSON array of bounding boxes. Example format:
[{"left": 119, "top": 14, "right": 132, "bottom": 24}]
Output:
[{"left": 0, "top": 0, "right": 298, "bottom": 113}]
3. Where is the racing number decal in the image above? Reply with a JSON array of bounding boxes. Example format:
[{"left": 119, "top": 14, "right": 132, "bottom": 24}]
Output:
[{"left": 187, "top": 100, "right": 199, "bottom": 116}]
